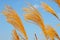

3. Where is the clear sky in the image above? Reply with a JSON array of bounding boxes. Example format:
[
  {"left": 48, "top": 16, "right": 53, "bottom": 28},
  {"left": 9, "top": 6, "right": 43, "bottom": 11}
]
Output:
[{"left": 0, "top": 0, "right": 60, "bottom": 40}]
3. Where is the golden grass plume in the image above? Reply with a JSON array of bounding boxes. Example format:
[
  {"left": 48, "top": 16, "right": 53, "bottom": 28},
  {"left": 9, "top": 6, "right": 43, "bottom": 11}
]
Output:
[
  {"left": 2, "top": 5, "right": 28, "bottom": 40},
  {"left": 23, "top": 2, "right": 49, "bottom": 40},
  {"left": 12, "top": 30, "right": 20, "bottom": 40},
  {"left": 23, "top": 2, "right": 45, "bottom": 28},
  {"left": 41, "top": 2, "right": 60, "bottom": 21},
  {"left": 45, "top": 24, "right": 60, "bottom": 40}
]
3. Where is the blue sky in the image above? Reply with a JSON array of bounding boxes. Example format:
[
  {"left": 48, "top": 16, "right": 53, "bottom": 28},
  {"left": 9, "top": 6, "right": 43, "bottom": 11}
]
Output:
[{"left": 0, "top": 0, "right": 60, "bottom": 40}]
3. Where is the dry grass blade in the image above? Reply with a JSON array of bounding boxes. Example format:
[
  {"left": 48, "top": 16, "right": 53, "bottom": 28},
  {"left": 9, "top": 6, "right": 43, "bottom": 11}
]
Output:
[
  {"left": 2, "top": 5, "right": 28, "bottom": 40},
  {"left": 34, "top": 33, "right": 38, "bottom": 40},
  {"left": 41, "top": 2, "right": 60, "bottom": 21},
  {"left": 45, "top": 25, "right": 60, "bottom": 40},
  {"left": 12, "top": 30, "right": 20, "bottom": 40}
]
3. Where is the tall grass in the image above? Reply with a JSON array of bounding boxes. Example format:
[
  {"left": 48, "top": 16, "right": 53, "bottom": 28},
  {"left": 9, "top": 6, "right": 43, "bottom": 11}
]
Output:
[
  {"left": 23, "top": 2, "right": 60, "bottom": 40},
  {"left": 1, "top": 0, "right": 60, "bottom": 40}
]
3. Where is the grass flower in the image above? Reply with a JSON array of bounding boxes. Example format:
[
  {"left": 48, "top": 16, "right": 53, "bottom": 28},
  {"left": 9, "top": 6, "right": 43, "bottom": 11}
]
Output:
[
  {"left": 23, "top": 2, "right": 44, "bottom": 27},
  {"left": 23, "top": 2, "right": 49, "bottom": 40},
  {"left": 45, "top": 24, "right": 60, "bottom": 40},
  {"left": 12, "top": 30, "right": 20, "bottom": 40},
  {"left": 41, "top": 2, "right": 60, "bottom": 21},
  {"left": 23, "top": 2, "right": 60, "bottom": 40},
  {"left": 2, "top": 5, "right": 28, "bottom": 40}
]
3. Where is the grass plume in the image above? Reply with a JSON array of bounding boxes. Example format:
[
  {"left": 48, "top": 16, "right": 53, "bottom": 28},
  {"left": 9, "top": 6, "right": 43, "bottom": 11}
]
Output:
[
  {"left": 23, "top": 2, "right": 60, "bottom": 40},
  {"left": 12, "top": 30, "right": 20, "bottom": 40},
  {"left": 2, "top": 5, "right": 28, "bottom": 40},
  {"left": 45, "top": 24, "right": 60, "bottom": 40},
  {"left": 23, "top": 2, "right": 48, "bottom": 40},
  {"left": 41, "top": 2, "right": 60, "bottom": 21}
]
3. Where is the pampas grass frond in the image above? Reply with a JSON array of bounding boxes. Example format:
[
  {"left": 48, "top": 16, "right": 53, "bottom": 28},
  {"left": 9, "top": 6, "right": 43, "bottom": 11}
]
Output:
[
  {"left": 23, "top": 2, "right": 49, "bottom": 40},
  {"left": 23, "top": 3, "right": 44, "bottom": 28},
  {"left": 23, "top": 2, "right": 60, "bottom": 40},
  {"left": 45, "top": 24, "right": 60, "bottom": 40},
  {"left": 41, "top": 2, "right": 60, "bottom": 21},
  {"left": 1, "top": 1, "right": 60, "bottom": 40},
  {"left": 12, "top": 30, "right": 20, "bottom": 40},
  {"left": 2, "top": 5, "right": 28, "bottom": 40}
]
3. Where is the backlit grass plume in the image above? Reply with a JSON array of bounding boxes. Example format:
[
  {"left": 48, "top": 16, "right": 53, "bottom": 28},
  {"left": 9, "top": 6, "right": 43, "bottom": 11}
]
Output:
[
  {"left": 23, "top": 2, "right": 49, "bottom": 40},
  {"left": 12, "top": 30, "right": 20, "bottom": 40},
  {"left": 2, "top": 5, "right": 28, "bottom": 40},
  {"left": 45, "top": 24, "right": 60, "bottom": 40},
  {"left": 23, "top": 2, "right": 60, "bottom": 40},
  {"left": 41, "top": 2, "right": 60, "bottom": 21},
  {"left": 23, "top": 2, "right": 44, "bottom": 28}
]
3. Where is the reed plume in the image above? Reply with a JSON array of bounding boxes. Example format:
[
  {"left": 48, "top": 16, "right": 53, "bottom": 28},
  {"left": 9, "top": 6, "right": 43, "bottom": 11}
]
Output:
[
  {"left": 23, "top": 2, "right": 44, "bottom": 27},
  {"left": 23, "top": 2, "right": 60, "bottom": 40},
  {"left": 41, "top": 2, "right": 60, "bottom": 21},
  {"left": 12, "top": 30, "right": 20, "bottom": 40},
  {"left": 23, "top": 2, "right": 49, "bottom": 40},
  {"left": 2, "top": 5, "right": 28, "bottom": 40},
  {"left": 45, "top": 25, "right": 60, "bottom": 40}
]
